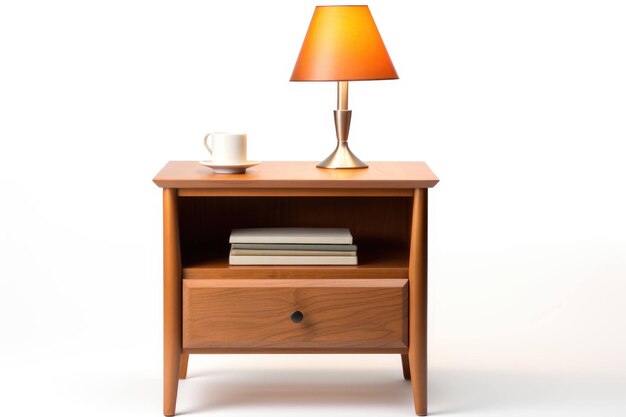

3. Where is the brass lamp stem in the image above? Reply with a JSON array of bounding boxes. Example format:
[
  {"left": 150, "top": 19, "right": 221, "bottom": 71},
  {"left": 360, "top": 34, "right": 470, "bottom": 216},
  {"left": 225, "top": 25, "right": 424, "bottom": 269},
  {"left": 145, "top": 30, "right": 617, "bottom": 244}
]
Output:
[{"left": 316, "top": 81, "right": 368, "bottom": 169}]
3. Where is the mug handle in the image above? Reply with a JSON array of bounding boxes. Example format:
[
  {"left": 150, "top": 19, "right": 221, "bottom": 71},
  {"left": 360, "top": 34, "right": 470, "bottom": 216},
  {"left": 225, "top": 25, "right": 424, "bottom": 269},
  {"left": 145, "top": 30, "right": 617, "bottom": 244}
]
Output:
[{"left": 203, "top": 133, "right": 213, "bottom": 158}]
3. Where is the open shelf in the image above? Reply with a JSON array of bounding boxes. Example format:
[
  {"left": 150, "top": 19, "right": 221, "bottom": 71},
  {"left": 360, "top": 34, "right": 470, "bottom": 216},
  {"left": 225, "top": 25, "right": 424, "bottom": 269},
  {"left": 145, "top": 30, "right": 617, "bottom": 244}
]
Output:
[{"left": 178, "top": 195, "right": 412, "bottom": 279}]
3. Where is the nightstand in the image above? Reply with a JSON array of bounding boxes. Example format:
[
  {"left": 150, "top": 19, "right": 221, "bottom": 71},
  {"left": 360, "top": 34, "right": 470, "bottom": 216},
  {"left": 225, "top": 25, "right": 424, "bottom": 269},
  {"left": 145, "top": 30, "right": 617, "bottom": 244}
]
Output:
[{"left": 153, "top": 161, "right": 439, "bottom": 415}]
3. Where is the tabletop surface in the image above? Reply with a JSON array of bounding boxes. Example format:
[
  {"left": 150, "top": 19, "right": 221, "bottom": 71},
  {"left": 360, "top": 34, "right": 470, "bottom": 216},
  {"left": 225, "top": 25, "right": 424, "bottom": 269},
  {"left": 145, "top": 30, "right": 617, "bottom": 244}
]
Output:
[{"left": 153, "top": 161, "right": 439, "bottom": 189}]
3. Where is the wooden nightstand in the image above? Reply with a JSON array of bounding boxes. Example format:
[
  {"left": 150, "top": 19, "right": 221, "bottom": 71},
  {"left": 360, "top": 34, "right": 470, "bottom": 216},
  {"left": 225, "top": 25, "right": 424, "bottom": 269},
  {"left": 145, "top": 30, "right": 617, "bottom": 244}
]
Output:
[{"left": 153, "top": 161, "right": 439, "bottom": 416}]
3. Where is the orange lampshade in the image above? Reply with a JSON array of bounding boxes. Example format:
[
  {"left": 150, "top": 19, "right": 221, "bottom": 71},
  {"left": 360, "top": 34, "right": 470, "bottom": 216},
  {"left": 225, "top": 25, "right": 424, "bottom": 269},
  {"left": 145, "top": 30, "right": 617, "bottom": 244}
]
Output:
[{"left": 290, "top": 5, "right": 399, "bottom": 81}]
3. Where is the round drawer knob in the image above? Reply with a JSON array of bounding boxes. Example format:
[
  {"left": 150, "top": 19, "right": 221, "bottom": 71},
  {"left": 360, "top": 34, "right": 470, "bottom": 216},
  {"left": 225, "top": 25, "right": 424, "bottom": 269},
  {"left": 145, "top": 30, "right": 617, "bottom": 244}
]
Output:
[{"left": 290, "top": 310, "right": 304, "bottom": 323}]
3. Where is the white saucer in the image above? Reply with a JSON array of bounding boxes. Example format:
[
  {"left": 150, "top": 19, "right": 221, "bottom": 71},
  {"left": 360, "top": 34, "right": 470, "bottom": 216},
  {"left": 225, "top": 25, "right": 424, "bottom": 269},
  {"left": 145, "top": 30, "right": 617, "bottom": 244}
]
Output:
[{"left": 199, "top": 160, "right": 261, "bottom": 174}]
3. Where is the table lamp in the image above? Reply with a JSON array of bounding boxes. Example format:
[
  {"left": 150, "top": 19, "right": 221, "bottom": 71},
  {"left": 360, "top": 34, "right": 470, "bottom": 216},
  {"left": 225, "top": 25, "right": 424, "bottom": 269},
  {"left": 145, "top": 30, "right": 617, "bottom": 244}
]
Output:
[{"left": 291, "top": 5, "right": 399, "bottom": 169}]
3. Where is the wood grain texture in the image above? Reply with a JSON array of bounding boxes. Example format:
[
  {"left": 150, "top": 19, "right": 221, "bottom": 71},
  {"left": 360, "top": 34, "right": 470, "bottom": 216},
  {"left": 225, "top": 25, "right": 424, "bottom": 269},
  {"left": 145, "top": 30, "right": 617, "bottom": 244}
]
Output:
[
  {"left": 183, "top": 279, "right": 408, "bottom": 349},
  {"left": 153, "top": 161, "right": 439, "bottom": 189},
  {"left": 163, "top": 188, "right": 182, "bottom": 416},
  {"left": 178, "top": 188, "right": 413, "bottom": 197},
  {"left": 178, "top": 196, "right": 411, "bottom": 248},
  {"left": 408, "top": 188, "right": 428, "bottom": 416}
]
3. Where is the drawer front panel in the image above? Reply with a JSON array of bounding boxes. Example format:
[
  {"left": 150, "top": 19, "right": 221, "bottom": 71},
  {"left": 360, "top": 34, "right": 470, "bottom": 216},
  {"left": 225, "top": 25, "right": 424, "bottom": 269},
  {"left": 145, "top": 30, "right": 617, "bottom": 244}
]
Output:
[{"left": 183, "top": 279, "right": 408, "bottom": 349}]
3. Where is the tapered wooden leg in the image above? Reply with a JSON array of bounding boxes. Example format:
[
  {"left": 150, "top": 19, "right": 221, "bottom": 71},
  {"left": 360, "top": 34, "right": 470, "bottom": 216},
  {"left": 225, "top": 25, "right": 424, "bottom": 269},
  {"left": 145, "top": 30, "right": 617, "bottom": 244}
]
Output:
[
  {"left": 401, "top": 354, "right": 411, "bottom": 380},
  {"left": 408, "top": 188, "right": 428, "bottom": 415},
  {"left": 179, "top": 353, "right": 189, "bottom": 379},
  {"left": 163, "top": 188, "right": 182, "bottom": 416}
]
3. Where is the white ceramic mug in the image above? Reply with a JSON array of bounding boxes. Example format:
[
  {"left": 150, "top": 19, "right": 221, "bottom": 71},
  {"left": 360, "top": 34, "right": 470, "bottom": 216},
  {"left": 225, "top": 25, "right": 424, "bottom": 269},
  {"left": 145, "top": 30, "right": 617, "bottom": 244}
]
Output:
[{"left": 203, "top": 132, "right": 247, "bottom": 164}]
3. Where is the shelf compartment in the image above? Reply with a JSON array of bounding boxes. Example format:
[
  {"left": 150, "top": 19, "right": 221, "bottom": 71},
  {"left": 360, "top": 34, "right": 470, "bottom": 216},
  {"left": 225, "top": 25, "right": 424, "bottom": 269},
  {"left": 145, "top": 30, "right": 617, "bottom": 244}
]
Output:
[{"left": 178, "top": 196, "right": 412, "bottom": 279}]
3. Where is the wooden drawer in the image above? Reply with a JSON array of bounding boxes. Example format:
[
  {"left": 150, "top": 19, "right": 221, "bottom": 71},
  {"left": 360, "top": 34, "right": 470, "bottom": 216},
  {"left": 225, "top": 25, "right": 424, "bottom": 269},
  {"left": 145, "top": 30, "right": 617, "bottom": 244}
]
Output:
[{"left": 182, "top": 279, "right": 408, "bottom": 350}]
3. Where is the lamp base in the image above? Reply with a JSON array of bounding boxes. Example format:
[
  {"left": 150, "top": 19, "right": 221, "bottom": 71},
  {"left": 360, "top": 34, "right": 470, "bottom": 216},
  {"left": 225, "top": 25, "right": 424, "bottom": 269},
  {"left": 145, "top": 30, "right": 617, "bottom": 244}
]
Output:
[{"left": 316, "top": 141, "right": 368, "bottom": 169}]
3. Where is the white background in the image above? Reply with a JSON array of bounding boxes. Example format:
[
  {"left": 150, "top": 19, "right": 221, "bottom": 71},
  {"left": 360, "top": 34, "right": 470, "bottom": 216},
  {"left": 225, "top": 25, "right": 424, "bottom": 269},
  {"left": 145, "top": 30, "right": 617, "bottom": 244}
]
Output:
[{"left": 1, "top": 1, "right": 625, "bottom": 416}]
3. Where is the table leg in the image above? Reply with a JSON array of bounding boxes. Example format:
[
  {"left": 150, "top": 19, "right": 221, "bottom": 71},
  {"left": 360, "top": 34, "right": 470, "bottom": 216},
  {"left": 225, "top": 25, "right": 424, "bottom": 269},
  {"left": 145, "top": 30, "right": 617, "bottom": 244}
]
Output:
[
  {"left": 408, "top": 188, "right": 428, "bottom": 415},
  {"left": 164, "top": 188, "right": 182, "bottom": 416},
  {"left": 179, "top": 353, "right": 189, "bottom": 380},
  {"left": 401, "top": 354, "right": 411, "bottom": 380}
]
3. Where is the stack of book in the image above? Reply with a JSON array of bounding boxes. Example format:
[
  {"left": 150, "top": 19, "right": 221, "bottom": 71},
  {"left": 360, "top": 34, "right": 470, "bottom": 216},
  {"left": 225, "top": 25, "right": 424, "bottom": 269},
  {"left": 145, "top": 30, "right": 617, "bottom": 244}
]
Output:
[{"left": 229, "top": 227, "right": 357, "bottom": 265}]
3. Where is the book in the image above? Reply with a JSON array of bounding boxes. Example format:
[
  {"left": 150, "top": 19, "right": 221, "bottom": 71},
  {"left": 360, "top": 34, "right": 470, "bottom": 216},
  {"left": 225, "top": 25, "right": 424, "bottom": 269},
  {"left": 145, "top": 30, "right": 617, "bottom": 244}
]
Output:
[
  {"left": 229, "top": 252, "right": 358, "bottom": 266},
  {"left": 230, "top": 248, "right": 357, "bottom": 256},
  {"left": 229, "top": 228, "right": 353, "bottom": 245},
  {"left": 231, "top": 243, "right": 357, "bottom": 251}
]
